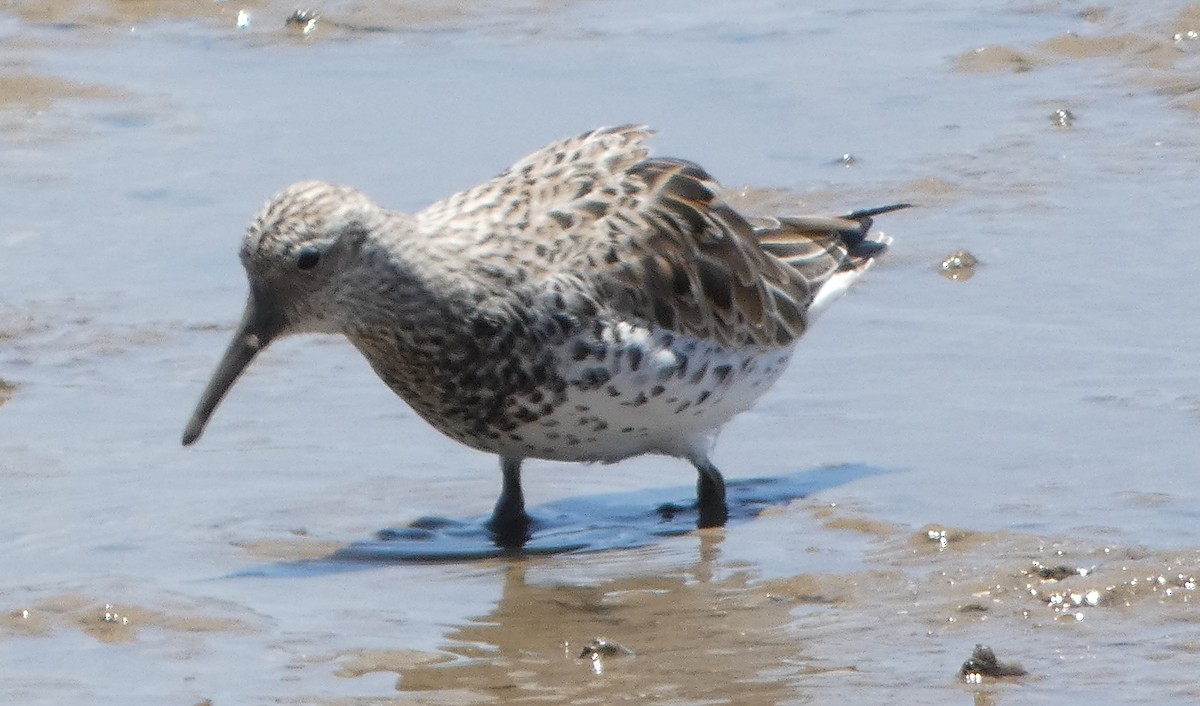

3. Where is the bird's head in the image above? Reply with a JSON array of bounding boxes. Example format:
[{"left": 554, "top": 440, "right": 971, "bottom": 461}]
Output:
[{"left": 181, "top": 180, "right": 383, "bottom": 446}]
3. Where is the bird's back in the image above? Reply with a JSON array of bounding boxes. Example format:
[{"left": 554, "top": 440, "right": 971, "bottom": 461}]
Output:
[{"left": 414, "top": 126, "right": 900, "bottom": 344}]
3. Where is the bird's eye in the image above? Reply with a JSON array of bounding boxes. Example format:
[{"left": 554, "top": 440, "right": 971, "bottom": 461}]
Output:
[{"left": 296, "top": 248, "right": 321, "bottom": 271}]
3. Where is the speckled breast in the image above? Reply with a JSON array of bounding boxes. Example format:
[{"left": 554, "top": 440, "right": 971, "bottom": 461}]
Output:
[{"left": 489, "top": 320, "right": 795, "bottom": 463}]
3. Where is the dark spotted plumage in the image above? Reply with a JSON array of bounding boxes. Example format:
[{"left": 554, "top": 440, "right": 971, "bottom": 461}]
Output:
[{"left": 181, "top": 125, "right": 908, "bottom": 546}]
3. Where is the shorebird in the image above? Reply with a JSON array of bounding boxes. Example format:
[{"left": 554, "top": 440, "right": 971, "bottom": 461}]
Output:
[{"left": 181, "top": 125, "right": 907, "bottom": 547}]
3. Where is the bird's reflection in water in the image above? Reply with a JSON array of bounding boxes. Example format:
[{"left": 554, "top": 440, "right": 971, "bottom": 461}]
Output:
[{"left": 367, "top": 532, "right": 826, "bottom": 702}]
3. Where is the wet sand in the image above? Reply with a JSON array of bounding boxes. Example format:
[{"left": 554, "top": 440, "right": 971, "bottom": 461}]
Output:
[{"left": 2, "top": 0, "right": 1200, "bottom": 703}]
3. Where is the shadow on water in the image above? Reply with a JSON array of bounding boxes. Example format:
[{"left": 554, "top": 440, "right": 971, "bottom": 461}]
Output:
[{"left": 229, "top": 464, "right": 887, "bottom": 577}]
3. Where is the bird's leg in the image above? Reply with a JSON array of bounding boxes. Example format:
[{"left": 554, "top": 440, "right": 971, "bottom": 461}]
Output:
[
  {"left": 488, "top": 456, "right": 533, "bottom": 547},
  {"left": 692, "top": 456, "right": 729, "bottom": 529}
]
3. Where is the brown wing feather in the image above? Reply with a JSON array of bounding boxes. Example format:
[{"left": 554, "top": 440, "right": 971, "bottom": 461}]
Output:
[
  {"left": 415, "top": 126, "right": 904, "bottom": 349},
  {"left": 585, "top": 163, "right": 908, "bottom": 347},
  {"left": 592, "top": 157, "right": 799, "bottom": 347}
]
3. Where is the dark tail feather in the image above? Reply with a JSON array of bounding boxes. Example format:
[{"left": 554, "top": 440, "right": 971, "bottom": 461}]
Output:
[
  {"left": 841, "top": 203, "right": 913, "bottom": 257},
  {"left": 845, "top": 203, "right": 914, "bottom": 220},
  {"left": 754, "top": 202, "right": 910, "bottom": 281}
]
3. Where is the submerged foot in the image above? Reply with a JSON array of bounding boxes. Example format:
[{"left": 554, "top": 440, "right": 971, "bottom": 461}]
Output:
[
  {"left": 487, "top": 508, "right": 533, "bottom": 548},
  {"left": 697, "top": 496, "right": 728, "bottom": 529}
]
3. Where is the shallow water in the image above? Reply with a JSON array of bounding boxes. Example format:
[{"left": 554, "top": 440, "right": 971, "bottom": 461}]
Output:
[{"left": 2, "top": 0, "right": 1200, "bottom": 703}]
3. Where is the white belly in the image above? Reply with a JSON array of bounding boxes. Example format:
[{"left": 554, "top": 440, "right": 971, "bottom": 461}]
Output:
[{"left": 498, "top": 321, "right": 794, "bottom": 463}]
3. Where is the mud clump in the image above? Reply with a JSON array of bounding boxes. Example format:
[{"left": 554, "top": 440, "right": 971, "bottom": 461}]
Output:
[
  {"left": 954, "top": 45, "right": 1042, "bottom": 73},
  {"left": 1050, "top": 107, "right": 1076, "bottom": 128},
  {"left": 579, "top": 638, "right": 634, "bottom": 659},
  {"left": 959, "top": 644, "right": 1027, "bottom": 682},
  {"left": 938, "top": 250, "right": 978, "bottom": 281},
  {"left": 1028, "top": 561, "right": 1081, "bottom": 581}
]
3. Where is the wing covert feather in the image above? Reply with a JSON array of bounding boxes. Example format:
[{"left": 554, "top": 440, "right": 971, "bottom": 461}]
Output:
[{"left": 415, "top": 126, "right": 903, "bottom": 348}]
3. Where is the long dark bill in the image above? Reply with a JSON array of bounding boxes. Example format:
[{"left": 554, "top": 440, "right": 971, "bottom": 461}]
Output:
[{"left": 181, "top": 291, "right": 285, "bottom": 446}]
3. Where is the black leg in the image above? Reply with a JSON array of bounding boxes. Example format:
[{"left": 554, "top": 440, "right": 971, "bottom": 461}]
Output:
[
  {"left": 488, "top": 456, "right": 532, "bottom": 547},
  {"left": 693, "top": 457, "right": 728, "bottom": 529}
]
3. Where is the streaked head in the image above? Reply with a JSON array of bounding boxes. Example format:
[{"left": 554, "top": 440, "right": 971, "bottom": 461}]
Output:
[{"left": 181, "top": 180, "right": 382, "bottom": 446}]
